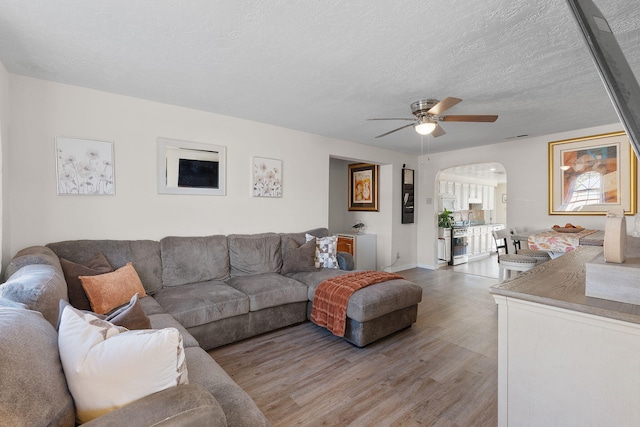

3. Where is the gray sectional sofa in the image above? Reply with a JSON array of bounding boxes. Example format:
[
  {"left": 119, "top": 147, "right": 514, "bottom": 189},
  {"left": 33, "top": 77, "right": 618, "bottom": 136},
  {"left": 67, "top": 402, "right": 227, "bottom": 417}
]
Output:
[{"left": 0, "top": 228, "right": 422, "bottom": 426}]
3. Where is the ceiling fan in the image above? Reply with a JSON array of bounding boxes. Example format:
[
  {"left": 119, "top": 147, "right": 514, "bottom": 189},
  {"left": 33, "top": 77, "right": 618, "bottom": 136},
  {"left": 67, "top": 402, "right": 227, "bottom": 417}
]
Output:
[{"left": 368, "top": 97, "right": 498, "bottom": 138}]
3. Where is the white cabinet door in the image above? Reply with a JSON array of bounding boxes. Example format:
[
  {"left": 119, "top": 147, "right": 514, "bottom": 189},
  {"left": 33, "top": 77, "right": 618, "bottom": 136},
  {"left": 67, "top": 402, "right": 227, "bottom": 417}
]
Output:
[
  {"left": 446, "top": 181, "right": 454, "bottom": 195},
  {"left": 487, "top": 186, "right": 495, "bottom": 210},
  {"left": 454, "top": 182, "right": 463, "bottom": 211},
  {"left": 439, "top": 180, "right": 447, "bottom": 195},
  {"left": 337, "top": 233, "right": 377, "bottom": 270},
  {"left": 461, "top": 183, "right": 470, "bottom": 210},
  {"left": 482, "top": 186, "right": 489, "bottom": 209},
  {"left": 480, "top": 226, "right": 489, "bottom": 253}
]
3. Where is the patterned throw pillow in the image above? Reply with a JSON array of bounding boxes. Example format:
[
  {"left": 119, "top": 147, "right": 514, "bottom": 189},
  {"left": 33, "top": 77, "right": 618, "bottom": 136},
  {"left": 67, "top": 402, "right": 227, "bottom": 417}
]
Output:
[
  {"left": 306, "top": 234, "right": 339, "bottom": 269},
  {"left": 58, "top": 303, "right": 188, "bottom": 423}
]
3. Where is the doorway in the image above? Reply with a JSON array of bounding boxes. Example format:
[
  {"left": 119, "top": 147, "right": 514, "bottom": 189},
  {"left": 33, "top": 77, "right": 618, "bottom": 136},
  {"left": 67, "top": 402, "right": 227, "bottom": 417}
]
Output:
[{"left": 435, "top": 162, "right": 507, "bottom": 274}]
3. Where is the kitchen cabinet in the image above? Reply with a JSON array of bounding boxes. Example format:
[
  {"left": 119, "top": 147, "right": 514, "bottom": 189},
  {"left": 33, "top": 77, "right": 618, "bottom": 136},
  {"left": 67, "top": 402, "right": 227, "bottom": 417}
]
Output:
[
  {"left": 471, "top": 227, "right": 481, "bottom": 256},
  {"left": 461, "top": 183, "right": 470, "bottom": 211},
  {"left": 439, "top": 180, "right": 447, "bottom": 195},
  {"left": 466, "top": 224, "right": 504, "bottom": 259},
  {"left": 482, "top": 185, "right": 496, "bottom": 211},
  {"left": 487, "top": 186, "right": 495, "bottom": 210},
  {"left": 454, "top": 182, "right": 463, "bottom": 211},
  {"left": 336, "top": 233, "right": 377, "bottom": 270},
  {"left": 446, "top": 181, "right": 454, "bottom": 195},
  {"left": 438, "top": 228, "right": 451, "bottom": 263},
  {"left": 439, "top": 180, "right": 497, "bottom": 210}
]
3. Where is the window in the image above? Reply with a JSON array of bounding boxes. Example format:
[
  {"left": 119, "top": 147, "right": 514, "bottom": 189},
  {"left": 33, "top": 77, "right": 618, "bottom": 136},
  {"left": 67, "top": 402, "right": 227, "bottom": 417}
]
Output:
[{"left": 564, "top": 171, "right": 603, "bottom": 211}]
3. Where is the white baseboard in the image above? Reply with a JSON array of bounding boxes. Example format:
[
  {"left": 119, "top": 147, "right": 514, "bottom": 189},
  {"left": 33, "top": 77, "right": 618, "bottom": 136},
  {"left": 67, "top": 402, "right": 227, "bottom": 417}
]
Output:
[{"left": 383, "top": 262, "right": 418, "bottom": 273}]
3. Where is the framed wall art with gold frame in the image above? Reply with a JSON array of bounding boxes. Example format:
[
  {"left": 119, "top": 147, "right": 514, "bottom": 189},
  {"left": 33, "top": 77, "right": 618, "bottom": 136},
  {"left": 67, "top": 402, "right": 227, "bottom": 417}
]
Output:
[
  {"left": 548, "top": 131, "right": 637, "bottom": 215},
  {"left": 348, "top": 163, "right": 379, "bottom": 211}
]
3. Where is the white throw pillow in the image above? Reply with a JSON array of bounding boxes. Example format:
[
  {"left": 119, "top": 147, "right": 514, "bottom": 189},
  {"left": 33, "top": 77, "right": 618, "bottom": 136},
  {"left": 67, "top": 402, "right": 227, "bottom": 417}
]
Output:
[
  {"left": 58, "top": 304, "right": 188, "bottom": 424},
  {"left": 306, "top": 234, "right": 339, "bottom": 269}
]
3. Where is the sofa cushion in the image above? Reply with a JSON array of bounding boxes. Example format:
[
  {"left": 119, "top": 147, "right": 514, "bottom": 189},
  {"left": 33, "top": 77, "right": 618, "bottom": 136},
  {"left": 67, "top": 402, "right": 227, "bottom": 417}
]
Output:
[
  {"left": 153, "top": 281, "right": 249, "bottom": 329},
  {"left": 138, "top": 294, "right": 167, "bottom": 315},
  {"left": 58, "top": 303, "right": 188, "bottom": 424},
  {"left": 226, "top": 273, "right": 309, "bottom": 311},
  {"left": 280, "top": 237, "right": 319, "bottom": 275},
  {"left": 60, "top": 251, "right": 113, "bottom": 310},
  {"left": 47, "top": 240, "right": 163, "bottom": 294},
  {"left": 228, "top": 233, "right": 282, "bottom": 277},
  {"left": 0, "top": 307, "right": 76, "bottom": 427},
  {"left": 160, "top": 235, "right": 229, "bottom": 286},
  {"left": 0, "top": 264, "right": 68, "bottom": 327},
  {"left": 3, "top": 245, "right": 63, "bottom": 281},
  {"left": 147, "top": 313, "right": 200, "bottom": 348},
  {"left": 294, "top": 270, "right": 423, "bottom": 323},
  {"left": 79, "top": 262, "right": 148, "bottom": 314},
  {"left": 80, "top": 383, "right": 228, "bottom": 427}
]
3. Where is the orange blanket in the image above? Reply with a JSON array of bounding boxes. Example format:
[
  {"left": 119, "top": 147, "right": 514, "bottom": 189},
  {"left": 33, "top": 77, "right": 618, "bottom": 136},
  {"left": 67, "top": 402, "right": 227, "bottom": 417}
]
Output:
[{"left": 310, "top": 271, "right": 403, "bottom": 337}]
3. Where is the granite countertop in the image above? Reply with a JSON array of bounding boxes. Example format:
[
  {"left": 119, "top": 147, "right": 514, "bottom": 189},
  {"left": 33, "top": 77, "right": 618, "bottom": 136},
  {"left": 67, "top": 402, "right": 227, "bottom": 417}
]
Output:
[{"left": 490, "top": 238, "right": 640, "bottom": 325}]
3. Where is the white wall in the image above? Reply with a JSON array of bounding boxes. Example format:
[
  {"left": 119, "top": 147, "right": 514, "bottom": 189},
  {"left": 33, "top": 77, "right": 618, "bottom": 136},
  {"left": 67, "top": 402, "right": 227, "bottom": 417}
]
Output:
[
  {"left": 0, "top": 63, "right": 9, "bottom": 266},
  {"left": 5, "top": 75, "right": 416, "bottom": 269},
  {"left": 417, "top": 123, "right": 630, "bottom": 268}
]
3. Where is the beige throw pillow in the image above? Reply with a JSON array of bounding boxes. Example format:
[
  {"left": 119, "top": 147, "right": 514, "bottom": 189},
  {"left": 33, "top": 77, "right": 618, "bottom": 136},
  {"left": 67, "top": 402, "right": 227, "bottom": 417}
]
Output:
[{"left": 58, "top": 303, "right": 188, "bottom": 423}]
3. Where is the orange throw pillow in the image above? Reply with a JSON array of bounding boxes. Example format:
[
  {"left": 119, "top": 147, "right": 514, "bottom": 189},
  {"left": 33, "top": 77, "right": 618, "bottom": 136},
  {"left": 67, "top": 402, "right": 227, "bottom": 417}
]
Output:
[{"left": 79, "top": 262, "right": 147, "bottom": 314}]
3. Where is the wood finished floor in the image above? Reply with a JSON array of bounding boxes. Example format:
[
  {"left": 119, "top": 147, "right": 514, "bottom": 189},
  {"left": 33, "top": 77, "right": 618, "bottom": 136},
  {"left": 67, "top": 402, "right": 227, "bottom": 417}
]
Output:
[{"left": 209, "top": 261, "right": 499, "bottom": 426}]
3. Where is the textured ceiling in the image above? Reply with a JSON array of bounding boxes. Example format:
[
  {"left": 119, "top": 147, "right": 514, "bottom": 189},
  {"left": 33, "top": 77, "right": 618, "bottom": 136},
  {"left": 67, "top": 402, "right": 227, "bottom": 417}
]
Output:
[{"left": 0, "top": 0, "right": 639, "bottom": 154}]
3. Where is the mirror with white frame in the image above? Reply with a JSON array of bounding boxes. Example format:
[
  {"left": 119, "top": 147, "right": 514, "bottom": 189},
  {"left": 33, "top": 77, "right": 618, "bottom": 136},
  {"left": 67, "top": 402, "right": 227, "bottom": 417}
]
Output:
[{"left": 157, "top": 137, "right": 226, "bottom": 195}]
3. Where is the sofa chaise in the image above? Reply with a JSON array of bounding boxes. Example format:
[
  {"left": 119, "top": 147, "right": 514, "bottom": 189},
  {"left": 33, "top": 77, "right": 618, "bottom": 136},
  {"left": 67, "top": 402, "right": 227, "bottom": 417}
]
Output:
[{"left": 0, "top": 228, "right": 422, "bottom": 426}]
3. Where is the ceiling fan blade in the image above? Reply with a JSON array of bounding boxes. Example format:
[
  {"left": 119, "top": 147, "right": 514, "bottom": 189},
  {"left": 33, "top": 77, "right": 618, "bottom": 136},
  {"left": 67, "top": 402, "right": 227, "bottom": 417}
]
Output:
[
  {"left": 374, "top": 123, "right": 416, "bottom": 138},
  {"left": 367, "top": 118, "right": 416, "bottom": 121},
  {"left": 440, "top": 115, "right": 498, "bottom": 122},
  {"left": 427, "top": 97, "right": 462, "bottom": 115},
  {"left": 431, "top": 123, "right": 446, "bottom": 137}
]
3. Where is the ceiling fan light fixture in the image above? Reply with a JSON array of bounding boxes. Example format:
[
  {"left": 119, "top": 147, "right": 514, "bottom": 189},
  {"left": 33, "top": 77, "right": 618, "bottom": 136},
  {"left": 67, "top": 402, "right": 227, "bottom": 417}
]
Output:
[{"left": 415, "top": 120, "right": 437, "bottom": 135}]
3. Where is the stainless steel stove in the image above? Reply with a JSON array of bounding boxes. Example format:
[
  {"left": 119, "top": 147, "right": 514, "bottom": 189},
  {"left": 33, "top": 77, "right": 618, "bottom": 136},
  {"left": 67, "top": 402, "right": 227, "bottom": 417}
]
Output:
[{"left": 450, "top": 227, "right": 469, "bottom": 265}]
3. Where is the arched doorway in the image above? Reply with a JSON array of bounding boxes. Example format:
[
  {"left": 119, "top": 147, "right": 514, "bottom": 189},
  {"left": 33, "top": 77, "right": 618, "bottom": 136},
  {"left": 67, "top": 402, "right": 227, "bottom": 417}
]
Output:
[{"left": 435, "top": 162, "right": 507, "bottom": 278}]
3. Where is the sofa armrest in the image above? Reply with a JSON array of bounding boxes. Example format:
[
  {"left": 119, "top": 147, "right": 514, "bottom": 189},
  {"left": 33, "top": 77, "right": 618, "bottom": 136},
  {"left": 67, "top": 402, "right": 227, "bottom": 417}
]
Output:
[
  {"left": 83, "top": 384, "right": 227, "bottom": 427},
  {"left": 337, "top": 252, "right": 354, "bottom": 271}
]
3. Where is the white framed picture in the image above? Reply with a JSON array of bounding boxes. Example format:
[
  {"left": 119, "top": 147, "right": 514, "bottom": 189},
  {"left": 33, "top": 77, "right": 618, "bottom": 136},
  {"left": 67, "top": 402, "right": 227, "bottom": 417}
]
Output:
[
  {"left": 55, "top": 137, "right": 115, "bottom": 195},
  {"left": 252, "top": 157, "right": 282, "bottom": 197}
]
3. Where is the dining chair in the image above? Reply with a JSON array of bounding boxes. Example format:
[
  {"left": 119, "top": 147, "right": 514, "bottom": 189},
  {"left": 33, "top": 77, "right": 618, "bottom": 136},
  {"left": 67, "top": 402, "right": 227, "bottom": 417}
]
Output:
[
  {"left": 492, "top": 229, "right": 539, "bottom": 282},
  {"left": 508, "top": 227, "right": 551, "bottom": 261}
]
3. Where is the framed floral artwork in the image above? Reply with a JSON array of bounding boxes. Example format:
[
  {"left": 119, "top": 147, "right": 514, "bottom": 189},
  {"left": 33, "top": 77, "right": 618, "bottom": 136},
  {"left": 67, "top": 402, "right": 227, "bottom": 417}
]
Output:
[
  {"left": 56, "top": 137, "right": 115, "bottom": 195},
  {"left": 348, "top": 163, "right": 379, "bottom": 211},
  {"left": 252, "top": 157, "right": 282, "bottom": 197},
  {"left": 548, "top": 131, "right": 637, "bottom": 215}
]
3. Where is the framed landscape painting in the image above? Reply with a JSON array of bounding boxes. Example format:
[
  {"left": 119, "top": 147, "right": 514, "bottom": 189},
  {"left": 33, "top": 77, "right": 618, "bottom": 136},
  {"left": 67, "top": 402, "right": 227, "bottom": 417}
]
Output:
[
  {"left": 348, "top": 163, "right": 379, "bottom": 211},
  {"left": 548, "top": 131, "right": 637, "bottom": 215}
]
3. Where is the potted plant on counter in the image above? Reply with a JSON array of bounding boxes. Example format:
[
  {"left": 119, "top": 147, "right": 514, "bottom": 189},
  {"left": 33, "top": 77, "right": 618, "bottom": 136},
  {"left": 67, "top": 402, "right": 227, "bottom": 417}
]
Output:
[{"left": 438, "top": 208, "right": 454, "bottom": 229}]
